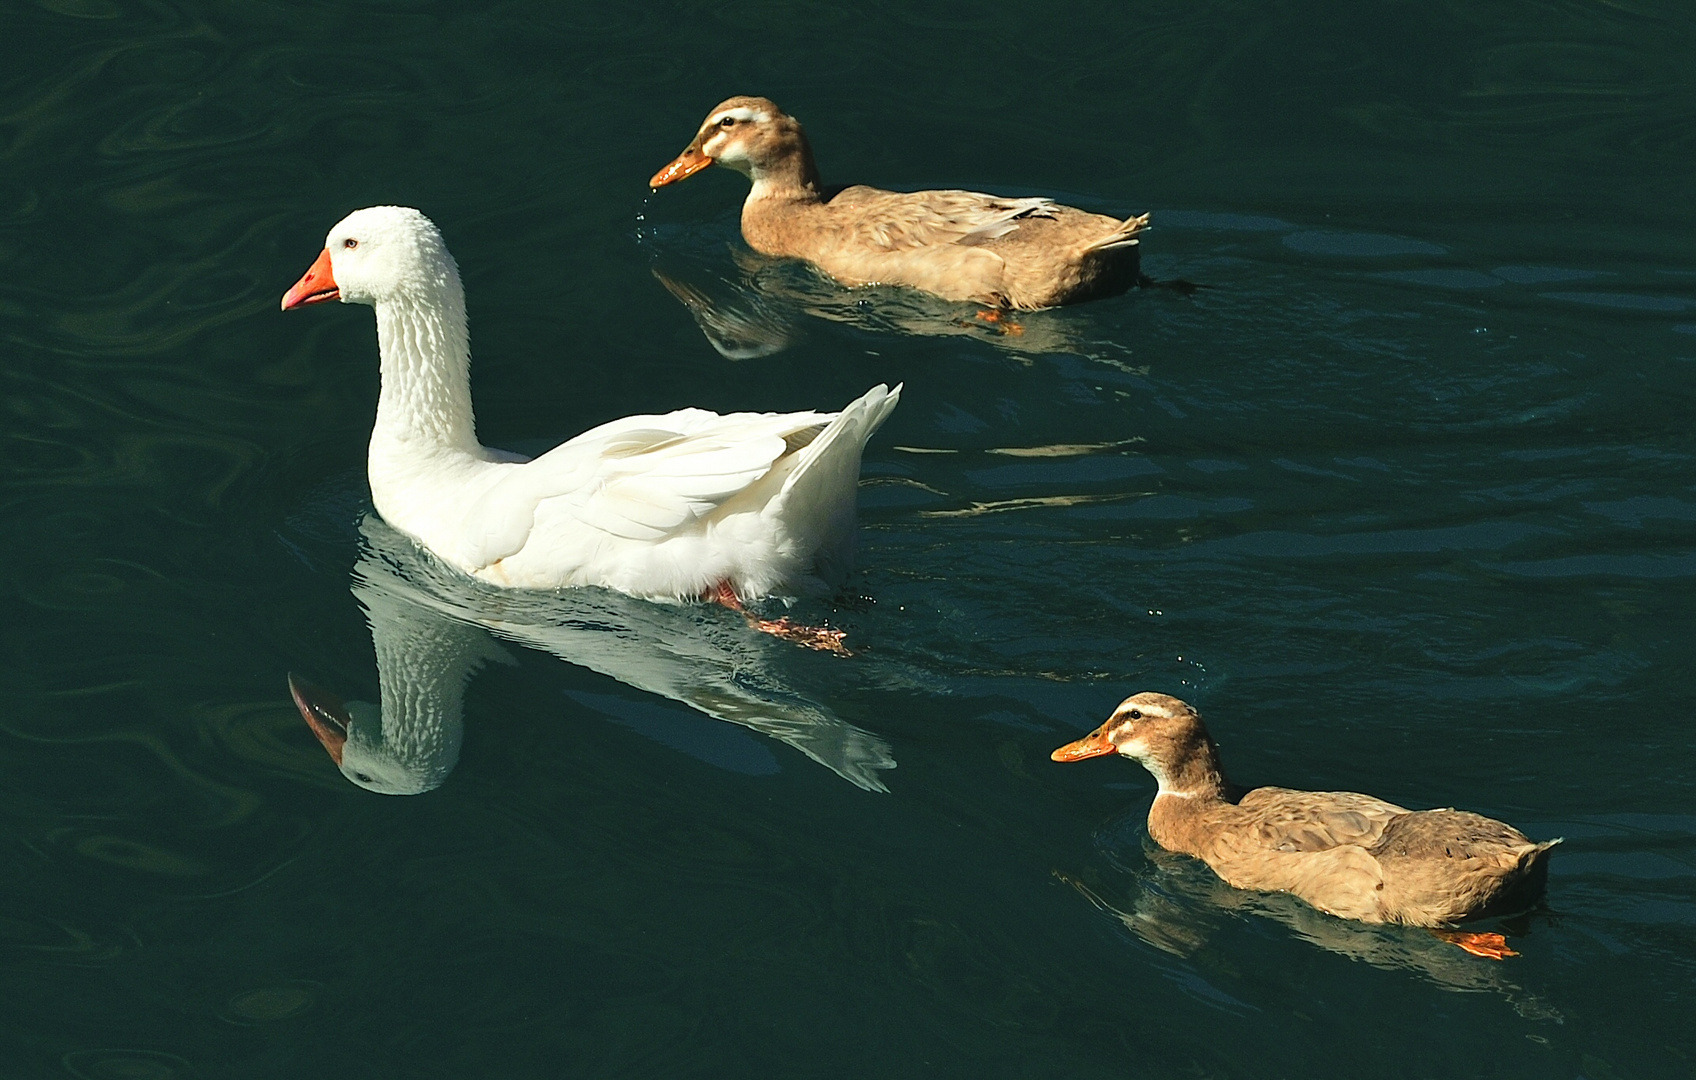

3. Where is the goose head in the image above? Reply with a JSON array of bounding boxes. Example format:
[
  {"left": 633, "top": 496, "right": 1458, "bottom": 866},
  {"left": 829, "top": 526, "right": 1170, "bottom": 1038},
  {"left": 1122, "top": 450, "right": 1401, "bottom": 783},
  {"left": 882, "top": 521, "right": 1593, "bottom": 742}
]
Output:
[
  {"left": 281, "top": 205, "right": 460, "bottom": 311},
  {"left": 289, "top": 672, "right": 453, "bottom": 795},
  {"left": 649, "top": 96, "right": 817, "bottom": 190},
  {"left": 1051, "top": 693, "right": 1222, "bottom": 795}
]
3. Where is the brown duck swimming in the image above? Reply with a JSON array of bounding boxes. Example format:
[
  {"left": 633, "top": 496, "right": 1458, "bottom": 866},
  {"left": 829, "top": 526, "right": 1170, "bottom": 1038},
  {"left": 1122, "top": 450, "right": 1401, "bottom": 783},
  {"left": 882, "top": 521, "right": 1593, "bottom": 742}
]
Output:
[
  {"left": 1052, "top": 692, "right": 1559, "bottom": 959},
  {"left": 649, "top": 96, "right": 1149, "bottom": 311}
]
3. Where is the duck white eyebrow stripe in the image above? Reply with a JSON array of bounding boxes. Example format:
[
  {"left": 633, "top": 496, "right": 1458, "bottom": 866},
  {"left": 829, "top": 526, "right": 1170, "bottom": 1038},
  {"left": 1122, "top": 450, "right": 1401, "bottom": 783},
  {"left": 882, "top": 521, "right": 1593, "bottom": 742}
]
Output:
[{"left": 709, "top": 107, "right": 771, "bottom": 125}]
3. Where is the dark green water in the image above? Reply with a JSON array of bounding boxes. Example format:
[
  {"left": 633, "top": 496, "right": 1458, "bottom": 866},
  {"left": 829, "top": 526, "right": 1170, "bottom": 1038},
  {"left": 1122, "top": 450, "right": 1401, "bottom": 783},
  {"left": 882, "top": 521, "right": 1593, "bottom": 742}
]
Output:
[{"left": 5, "top": 1, "right": 1695, "bottom": 1076}]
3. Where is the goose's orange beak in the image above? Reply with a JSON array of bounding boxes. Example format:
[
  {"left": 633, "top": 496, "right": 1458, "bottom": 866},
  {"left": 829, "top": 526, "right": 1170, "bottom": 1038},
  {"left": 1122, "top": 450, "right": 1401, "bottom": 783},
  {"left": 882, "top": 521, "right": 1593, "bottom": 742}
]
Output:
[
  {"left": 650, "top": 145, "right": 712, "bottom": 189},
  {"left": 281, "top": 248, "right": 339, "bottom": 311},
  {"left": 1051, "top": 728, "right": 1117, "bottom": 762},
  {"left": 288, "top": 673, "right": 348, "bottom": 766}
]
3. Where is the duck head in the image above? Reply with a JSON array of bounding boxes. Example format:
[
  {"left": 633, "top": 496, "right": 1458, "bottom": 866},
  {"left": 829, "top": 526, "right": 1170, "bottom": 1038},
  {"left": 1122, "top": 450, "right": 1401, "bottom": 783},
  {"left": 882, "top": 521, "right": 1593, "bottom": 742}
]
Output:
[
  {"left": 649, "top": 96, "right": 820, "bottom": 192},
  {"left": 281, "top": 205, "right": 460, "bottom": 311},
  {"left": 1052, "top": 692, "right": 1224, "bottom": 797}
]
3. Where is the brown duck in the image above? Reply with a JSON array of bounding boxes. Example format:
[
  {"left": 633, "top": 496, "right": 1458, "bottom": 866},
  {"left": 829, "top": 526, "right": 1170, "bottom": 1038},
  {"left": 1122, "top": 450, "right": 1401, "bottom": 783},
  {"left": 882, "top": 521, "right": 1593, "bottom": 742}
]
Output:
[
  {"left": 1052, "top": 693, "right": 1559, "bottom": 959},
  {"left": 649, "top": 96, "right": 1149, "bottom": 311}
]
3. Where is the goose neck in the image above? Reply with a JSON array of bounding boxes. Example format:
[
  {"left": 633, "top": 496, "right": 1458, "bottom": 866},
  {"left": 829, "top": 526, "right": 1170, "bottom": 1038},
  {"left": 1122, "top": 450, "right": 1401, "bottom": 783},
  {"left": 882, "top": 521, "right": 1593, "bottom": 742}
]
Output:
[{"left": 371, "top": 289, "right": 479, "bottom": 456}]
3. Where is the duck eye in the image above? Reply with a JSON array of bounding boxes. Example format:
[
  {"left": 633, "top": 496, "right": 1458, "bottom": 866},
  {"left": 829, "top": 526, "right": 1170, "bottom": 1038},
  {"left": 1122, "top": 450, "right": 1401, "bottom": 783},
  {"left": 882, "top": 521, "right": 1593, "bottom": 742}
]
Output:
[
  {"left": 343, "top": 238, "right": 358, "bottom": 250},
  {"left": 719, "top": 116, "right": 735, "bottom": 128},
  {"left": 355, "top": 772, "right": 372, "bottom": 783},
  {"left": 1128, "top": 709, "right": 1142, "bottom": 719}
]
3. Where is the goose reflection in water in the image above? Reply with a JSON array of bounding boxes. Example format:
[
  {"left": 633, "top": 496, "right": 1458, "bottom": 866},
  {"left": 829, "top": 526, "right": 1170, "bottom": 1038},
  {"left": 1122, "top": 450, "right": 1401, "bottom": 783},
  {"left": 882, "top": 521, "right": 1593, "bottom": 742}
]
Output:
[
  {"left": 289, "top": 513, "right": 896, "bottom": 795},
  {"left": 1057, "top": 838, "right": 1560, "bottom": 1018}
]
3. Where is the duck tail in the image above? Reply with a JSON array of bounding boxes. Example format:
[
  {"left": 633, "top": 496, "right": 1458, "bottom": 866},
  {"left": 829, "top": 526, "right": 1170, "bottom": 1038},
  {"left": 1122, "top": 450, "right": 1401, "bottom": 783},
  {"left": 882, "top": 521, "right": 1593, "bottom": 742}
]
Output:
[
  {"left": 1510, "top": 837, "right": 1561, "bottom": 899},
  {"left": 773, "top": 383, "right": 901, "bottom": 582},
  {"left": 1524, "top": 837, "right": 1563, "bottom": 864},
  {"left": 1082, "top": 212, "right": 1151, "bottom": 255}
]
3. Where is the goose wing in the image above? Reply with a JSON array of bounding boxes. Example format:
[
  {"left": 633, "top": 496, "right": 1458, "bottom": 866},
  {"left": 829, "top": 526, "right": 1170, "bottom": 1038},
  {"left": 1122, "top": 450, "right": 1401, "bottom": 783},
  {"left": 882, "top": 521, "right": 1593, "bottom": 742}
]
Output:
[{"left": 460, "top": 408, "right": 832, "bottom": 569}]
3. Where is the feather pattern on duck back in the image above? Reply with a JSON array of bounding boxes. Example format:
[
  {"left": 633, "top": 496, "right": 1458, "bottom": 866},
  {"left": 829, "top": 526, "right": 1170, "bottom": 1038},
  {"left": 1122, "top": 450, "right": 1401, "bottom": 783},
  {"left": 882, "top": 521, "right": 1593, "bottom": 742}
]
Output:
[{"left": 832, "top": 188, "right": 1059, "bottom": 250}]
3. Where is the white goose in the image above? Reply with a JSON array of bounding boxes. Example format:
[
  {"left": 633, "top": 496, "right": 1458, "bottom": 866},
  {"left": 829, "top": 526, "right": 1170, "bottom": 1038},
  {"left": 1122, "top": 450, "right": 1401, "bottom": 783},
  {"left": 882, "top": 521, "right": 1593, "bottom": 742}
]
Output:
[{"left": 281, "top": 206, "right": 899, "bottom": 641}]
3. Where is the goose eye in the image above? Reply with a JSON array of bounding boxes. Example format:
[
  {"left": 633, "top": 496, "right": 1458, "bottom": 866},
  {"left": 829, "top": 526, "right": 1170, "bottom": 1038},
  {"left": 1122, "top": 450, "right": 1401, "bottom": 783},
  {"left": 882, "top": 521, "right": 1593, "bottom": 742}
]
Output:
[
  {"left": 1128, "top": 709, "right": 1142, "bottom": 719},
  {"left": 343, "top": 238, "right": 358, "bottom": 250},
  {"left": 719, "top": 116, "right": 735, "bottom": 128}
]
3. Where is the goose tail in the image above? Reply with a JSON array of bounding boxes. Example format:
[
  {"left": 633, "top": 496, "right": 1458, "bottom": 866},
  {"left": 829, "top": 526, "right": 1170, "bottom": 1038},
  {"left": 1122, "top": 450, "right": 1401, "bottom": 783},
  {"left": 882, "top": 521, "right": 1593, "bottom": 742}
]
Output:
[{"left": 772, "top": 383, "right": 901, "bottom": 586}]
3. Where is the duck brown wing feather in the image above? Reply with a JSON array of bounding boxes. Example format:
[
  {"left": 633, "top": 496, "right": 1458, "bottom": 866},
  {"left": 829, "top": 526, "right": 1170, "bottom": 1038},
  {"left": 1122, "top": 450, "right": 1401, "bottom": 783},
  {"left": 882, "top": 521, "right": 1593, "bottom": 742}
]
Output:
[
  {"left": 1208, "top": 842, "right": 1389, "bottom": 922},
  {"left": 1236, "top": 787, "right": 1409, "bottom": 852},
  {"left": 832, "top": 187, "right": 1058, "bottom": 251},
  {"left": 1368, "top": 809, "right": 1539, "bottom": 863},
  {"left": 1367, "top": 810, "right": 1554, "bottom": 924}
]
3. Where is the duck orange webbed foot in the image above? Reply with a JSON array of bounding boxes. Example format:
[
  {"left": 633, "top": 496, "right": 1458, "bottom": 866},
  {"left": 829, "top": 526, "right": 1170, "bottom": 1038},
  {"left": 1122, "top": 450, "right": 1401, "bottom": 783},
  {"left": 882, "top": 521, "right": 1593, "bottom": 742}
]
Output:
[
  {"left": 973, "top": 309, "right": 1025, "bottom": 336},
  {"left": 1432, "top": 928, "right": 1518, "bottom": 960},
  {"left": 707, "top": 581, "right": 854, "bottom": 656}
]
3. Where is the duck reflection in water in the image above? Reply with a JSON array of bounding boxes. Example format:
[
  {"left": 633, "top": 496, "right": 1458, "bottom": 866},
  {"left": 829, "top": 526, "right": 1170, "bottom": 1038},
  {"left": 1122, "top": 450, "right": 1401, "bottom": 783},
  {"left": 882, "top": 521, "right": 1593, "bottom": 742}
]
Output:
[
  {"left": 647, "top": 240, "right": 1109, "bottom": 362},
  {"left": 1056, "top": 844, "right": 1559, "bottom": 1016},
  {"left": 289, "top": 513, "right": 896, "bottom": 795}
]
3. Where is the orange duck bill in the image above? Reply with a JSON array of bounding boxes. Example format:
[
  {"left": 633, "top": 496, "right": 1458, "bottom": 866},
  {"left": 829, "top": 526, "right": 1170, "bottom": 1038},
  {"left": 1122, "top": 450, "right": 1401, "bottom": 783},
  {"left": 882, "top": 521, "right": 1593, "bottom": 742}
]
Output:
[
  {"left": 1051, "top": 727, "right": 1116, "bottom": 762},
  {"left": 280, "top": 248, "right": 339, "bottom": 310},
  {"left": 649, "top": 145, "right": 712, "bottom": 188}
]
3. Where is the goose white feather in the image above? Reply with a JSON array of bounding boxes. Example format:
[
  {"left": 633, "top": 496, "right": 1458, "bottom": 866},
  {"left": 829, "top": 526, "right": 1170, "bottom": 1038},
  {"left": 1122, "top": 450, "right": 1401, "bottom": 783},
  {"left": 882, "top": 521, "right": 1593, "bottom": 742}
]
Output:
[{"left": 282, "top": 206, "right": 899, "bottom": 601}]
